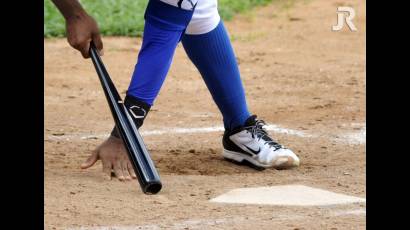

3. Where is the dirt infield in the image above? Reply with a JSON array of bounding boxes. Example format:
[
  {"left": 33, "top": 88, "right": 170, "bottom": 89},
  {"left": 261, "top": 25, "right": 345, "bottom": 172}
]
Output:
[{"left": 44, "top": 0, "right": 366, "bottom": 229}]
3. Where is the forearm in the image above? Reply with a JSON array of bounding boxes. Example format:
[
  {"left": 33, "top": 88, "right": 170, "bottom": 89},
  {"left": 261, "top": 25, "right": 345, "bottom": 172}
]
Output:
[
  {"left": 51, "top": 0, "right": 87, "bottom": 20},
  {"left": 51, "top": 0, "right": 103, "bottom": 58}
]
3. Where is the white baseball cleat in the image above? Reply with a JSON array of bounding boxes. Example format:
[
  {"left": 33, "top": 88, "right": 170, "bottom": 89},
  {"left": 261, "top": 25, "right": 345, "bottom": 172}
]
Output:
[{"left": 222, "top": 115, "right": 300, "bottom": 169}]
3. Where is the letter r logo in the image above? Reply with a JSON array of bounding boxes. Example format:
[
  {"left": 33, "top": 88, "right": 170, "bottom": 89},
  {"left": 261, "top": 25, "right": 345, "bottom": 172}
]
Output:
[{"left": 332, "top": 6, "right": 357, "bottom": 32}]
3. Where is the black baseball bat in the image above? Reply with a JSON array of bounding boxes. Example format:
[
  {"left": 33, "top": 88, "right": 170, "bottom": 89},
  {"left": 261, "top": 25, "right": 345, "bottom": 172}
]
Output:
[{"left": 89, "top": 43, "right": 162, "bottom": 194}]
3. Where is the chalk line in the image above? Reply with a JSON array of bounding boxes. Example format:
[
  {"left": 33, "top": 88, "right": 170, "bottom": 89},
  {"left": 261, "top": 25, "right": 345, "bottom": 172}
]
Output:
[
  {"left": 45, "top": 124, "right": 310, "bottom": 141},
  {"left": 65, "top": 208, "right": 365, "bottom": 230},
  {"left": 45, "top": 124, "right": 365, "bottom": 145}
]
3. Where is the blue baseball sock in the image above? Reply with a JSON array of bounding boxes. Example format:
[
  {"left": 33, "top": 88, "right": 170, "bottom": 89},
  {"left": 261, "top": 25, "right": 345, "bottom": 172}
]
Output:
[
  {"left": 182, "top": 21, "right": 250, "bottom": 130},
  {"left": 126, "top": 0, "right": 193, "bottom": 105}
]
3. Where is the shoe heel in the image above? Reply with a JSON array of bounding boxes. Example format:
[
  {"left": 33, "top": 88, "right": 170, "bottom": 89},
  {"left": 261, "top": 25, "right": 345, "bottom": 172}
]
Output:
[{"left": 222, "top": 149, "right": 245, "bottom": 163}]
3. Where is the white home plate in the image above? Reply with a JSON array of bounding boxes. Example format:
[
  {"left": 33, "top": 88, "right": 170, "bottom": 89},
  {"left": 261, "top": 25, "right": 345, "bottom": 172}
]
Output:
[{"left": 210, "top": 185, "right": 366, "bottom": 206}]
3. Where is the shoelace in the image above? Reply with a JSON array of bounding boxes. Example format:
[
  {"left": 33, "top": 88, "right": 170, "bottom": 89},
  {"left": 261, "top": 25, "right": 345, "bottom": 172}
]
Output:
[{"left": 245, "top": 119, "right": 283, "bottom": 150}]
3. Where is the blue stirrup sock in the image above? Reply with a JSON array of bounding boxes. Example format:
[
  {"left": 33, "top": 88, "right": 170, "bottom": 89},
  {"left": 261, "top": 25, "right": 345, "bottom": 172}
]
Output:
[
  {"left": 126, "top": 0, "right": 194, "bottom": 106},
  {"left": 182, "top": 21, "right": 251, "bottom": 130}
]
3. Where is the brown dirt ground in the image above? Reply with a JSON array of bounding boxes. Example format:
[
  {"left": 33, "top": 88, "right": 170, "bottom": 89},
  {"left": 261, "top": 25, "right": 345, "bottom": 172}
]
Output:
[{"left": 44, "top": 0, "right": 366, "bottom": 229}]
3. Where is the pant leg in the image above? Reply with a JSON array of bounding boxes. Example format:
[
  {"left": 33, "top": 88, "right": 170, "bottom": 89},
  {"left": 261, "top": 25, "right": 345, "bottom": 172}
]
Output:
[
  {"left": 182, "top": 20, "right": 251, "bottom": 130},
  {"left": 126, "top": 0, "right": 194, "bottom": 105},
  {"left": 126, "top": 21, "right": 183, "bottom": 105},
  {"left": 111, "top": 0, "right": 194, "bottom": 137}
]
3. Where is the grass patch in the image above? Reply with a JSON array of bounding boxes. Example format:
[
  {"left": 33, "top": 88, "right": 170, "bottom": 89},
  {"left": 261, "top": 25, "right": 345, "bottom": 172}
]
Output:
[
  {"left": 44, "top": 0, "right": 275, "bottom": 37},
  {"left": 45, "top": 0, "right": 148, "bottom": 37},
  {"left": 218, "top": 0, "right": 273, "bottom": 20}
]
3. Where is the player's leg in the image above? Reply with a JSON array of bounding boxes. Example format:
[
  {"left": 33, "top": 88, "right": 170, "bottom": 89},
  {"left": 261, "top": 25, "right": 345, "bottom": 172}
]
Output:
[
  {"left": 181, "top": 0, "right": 300, "bottom": 169},
  {"left": 126, "top": 0, "right": 195, "bottom": 106},
  {"left": 182, "top": 1, "right": 250, "bottom": 131},
  {"left": 85, "top": 0, "right": 197, "bottom": 179},
  {"left": 111, "top": 0, "right": 196, "bottom": 137}
]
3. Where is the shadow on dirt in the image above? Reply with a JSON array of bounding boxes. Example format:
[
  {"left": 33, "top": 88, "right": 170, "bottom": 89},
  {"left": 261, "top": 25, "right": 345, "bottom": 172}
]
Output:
[{"left": 151, "top": 148, "right": 270, "bottom": 176}]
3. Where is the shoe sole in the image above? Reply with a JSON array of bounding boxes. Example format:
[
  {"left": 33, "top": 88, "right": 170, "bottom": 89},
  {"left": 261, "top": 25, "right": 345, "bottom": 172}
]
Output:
[{"left": 223, "top": 149, "right": 299, "bottom": 169}]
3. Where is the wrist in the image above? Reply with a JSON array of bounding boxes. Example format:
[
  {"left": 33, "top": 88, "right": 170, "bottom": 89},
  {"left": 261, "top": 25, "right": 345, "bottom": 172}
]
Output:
[
  {"left": 51, "top": 0, "right": 89, "bottom": 21},
  {"left": 65, "top": 10, "right": 88, "bottom": 21}
]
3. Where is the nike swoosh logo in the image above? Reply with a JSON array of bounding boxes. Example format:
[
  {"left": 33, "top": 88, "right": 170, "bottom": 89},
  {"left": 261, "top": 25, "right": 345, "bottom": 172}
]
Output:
[{"left": 244, "top": 145, "right": 261, "bottom": 155}]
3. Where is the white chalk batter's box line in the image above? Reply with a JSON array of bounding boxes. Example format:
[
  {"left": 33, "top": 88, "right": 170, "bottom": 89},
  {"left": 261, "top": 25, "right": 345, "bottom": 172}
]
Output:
[
  {"left": 45, "top": 124, "right": 366, "bottom": 145},
  {"left": 65, "top": 208, "right": 365, "bottom": 230}
]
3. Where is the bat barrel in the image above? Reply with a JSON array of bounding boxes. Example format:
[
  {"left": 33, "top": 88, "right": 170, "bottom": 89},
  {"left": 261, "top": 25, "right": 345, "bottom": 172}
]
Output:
[{"left": 120, "top": 104, "right": 162, "bottom": 194}]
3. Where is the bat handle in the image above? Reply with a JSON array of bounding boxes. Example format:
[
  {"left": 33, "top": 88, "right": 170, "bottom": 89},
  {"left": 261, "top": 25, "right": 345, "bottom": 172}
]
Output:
[{"left": 89, "top": 42, "right": 99, "bottom": 59}]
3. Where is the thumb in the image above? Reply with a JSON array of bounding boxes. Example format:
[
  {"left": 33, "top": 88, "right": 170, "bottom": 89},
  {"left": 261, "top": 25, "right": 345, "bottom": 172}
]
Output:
[
  {"left": 92, "top": 32, "right": 104, "bottom": 56},
  {"left": 81, "top": 39, "right": 91, "bottom": 58},
  {"left": 81, "top": 150, "right": 99, "bottom": 169}
]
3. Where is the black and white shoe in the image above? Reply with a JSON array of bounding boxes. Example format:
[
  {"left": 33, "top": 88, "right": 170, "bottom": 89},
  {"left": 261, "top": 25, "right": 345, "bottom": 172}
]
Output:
[{"left": 223, "top": 115, "right": 300, "bottom": 169}]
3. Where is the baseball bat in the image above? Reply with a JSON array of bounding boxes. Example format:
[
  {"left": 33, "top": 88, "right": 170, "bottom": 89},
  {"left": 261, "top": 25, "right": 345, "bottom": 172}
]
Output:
[{"left": 89, "top": 43, "right": 162, "bottom": 194}]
